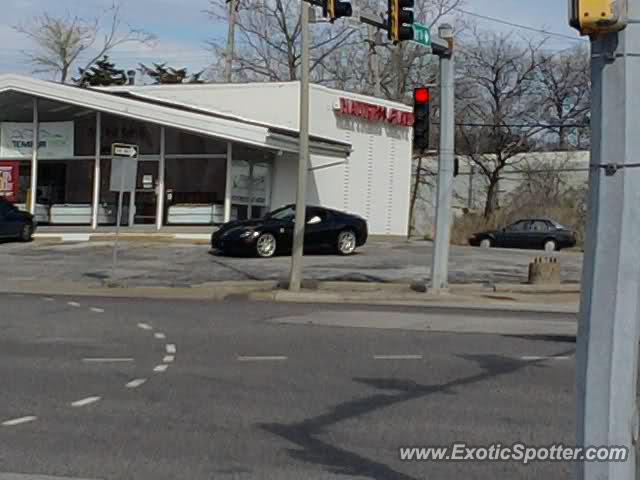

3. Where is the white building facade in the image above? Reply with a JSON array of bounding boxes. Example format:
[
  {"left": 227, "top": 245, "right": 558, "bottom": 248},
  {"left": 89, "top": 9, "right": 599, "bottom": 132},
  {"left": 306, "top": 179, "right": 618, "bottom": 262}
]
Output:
[{"left": 0, "top": 75, "right": 413, "bottom": 236}]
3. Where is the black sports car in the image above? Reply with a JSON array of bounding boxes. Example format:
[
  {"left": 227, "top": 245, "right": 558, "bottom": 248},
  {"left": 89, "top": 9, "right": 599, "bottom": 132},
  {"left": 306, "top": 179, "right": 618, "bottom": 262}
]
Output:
[
  {"left": 0, "top": 198, "right": 36, "bottom": 242},
  {"left": 211, "top": 205, "right": 368, "bottom": 257},
  {"left": 469, "top": 218, "right": 576, "bottom": 252}
]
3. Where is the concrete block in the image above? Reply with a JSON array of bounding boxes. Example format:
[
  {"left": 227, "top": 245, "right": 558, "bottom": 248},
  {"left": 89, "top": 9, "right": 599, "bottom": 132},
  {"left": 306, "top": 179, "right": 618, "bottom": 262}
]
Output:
[{"left": 528, "top": 256, "right": 561, "bottom": 285}]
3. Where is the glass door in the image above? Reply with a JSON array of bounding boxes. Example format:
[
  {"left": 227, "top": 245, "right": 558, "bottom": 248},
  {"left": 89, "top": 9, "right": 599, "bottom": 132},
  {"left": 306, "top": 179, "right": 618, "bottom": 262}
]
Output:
[{"left": 134, "top": 160, "right": 158, "bottom": 225}]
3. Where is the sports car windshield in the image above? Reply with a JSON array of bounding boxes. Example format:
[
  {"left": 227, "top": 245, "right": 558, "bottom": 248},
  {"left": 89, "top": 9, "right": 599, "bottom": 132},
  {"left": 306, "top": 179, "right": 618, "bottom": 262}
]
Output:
[{"left": 266, "top": 206, "right": 295, "bottom": 221}]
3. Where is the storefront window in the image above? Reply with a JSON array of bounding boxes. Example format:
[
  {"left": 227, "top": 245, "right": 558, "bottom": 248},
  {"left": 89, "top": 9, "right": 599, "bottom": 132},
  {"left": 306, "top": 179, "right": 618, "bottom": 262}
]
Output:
[
  {"left": 230, "top": 145, "right": 274, "bottom": 220},
  {"left": 165, "top": 129, "right": 227, "bottom": 155},
  {"left": 164, "top": 157, "right": 227, "bottom": 225},
  {"left": 100, "top": 115, "right": 160, "bottom": 156}
]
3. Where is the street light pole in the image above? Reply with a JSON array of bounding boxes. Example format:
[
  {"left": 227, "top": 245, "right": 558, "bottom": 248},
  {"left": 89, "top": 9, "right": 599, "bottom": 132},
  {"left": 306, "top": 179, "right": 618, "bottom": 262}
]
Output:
[
  {"left": 576, "top": 1, "right": 640, "bottom": 477},
  {"left": 288, "top": 1, "right": 311, "bottom": 291},
  {"left": 429, "top": 24, "right": 455, "bottom": 292}
]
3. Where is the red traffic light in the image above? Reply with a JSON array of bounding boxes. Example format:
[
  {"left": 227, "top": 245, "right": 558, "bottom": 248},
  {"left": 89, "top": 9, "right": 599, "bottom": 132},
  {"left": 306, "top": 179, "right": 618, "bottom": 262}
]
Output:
[{"left": 414, "top": 87, "right": 430, "bottom": 104}]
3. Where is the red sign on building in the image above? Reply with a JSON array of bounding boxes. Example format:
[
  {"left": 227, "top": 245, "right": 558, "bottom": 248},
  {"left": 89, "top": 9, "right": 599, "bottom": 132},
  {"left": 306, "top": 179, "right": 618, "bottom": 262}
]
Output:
[
  {"left": 0, "top": 161, "right": 20, "bottom": 202},
  {"left": 335, "top": 98, "right": 415, "bottom": 127}
]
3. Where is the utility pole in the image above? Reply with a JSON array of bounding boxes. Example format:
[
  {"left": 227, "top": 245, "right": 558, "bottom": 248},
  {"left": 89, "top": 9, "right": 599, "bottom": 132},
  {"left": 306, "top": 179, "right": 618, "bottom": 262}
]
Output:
[
  {"left": 576, "top": 1, "right": 640, "bottom": 477},
  {"left": 224, "top": 0, "right": 237, "bottom": 83},
  {"left": 367, "top": 25, "right": 382, "bottom": 97},
  {"left": 288, "top": 1, "right": 311, "bottom": 291},
  {"left": 429, "top": 24, "right": 455, "bottom": 292}
]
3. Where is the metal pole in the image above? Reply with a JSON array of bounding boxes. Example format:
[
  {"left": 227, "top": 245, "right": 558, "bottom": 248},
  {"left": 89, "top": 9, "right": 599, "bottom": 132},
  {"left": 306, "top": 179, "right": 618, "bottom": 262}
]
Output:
[
  {"left": 91, "top": 112, "right": 102, "bottom": 230},
  {"left": 467, "top": 165, "right": 474, "bottom": 210},
  {"left": 288, "top": 1, "right": 310, "bottom": 292},
  {"left": 576, "top": 7, "right": 640, "bottom": 478},
  {"left": 111, "top": 163, "right": 125, "bottom": 280},
  {"left": 156, "top": 127, "right": 166, "bottom": 230},
  {"left": 224, "top": 0, "right": 237, "bottom": 83},
  {"left": 29, "top": 98, "right": 39, "bottom": 215},
  {"left": 224, "top": 142, "right": 233, "bottom": 222},
  {"left": 429, "top": 39, "right": 455, "bottom": 292},
  {"left": 368, "top": 25, "right": 382, "bottom": 97}
]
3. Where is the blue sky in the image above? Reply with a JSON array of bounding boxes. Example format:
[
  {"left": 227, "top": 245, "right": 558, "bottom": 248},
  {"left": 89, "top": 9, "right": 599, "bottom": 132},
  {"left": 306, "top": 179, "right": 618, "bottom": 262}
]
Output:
[{"left": 0, "top": 0, "right": 584, "bottom": 78}]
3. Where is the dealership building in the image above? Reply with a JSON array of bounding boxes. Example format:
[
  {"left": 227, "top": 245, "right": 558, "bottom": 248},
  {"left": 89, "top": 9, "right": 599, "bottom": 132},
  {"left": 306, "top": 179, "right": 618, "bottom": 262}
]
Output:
[{"left": 0, "top": 74, "right": 413, "bottom": 236}]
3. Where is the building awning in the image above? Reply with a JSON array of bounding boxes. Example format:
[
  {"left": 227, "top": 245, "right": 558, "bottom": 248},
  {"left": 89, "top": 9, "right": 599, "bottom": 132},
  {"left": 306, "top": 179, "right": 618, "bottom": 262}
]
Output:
[{"left": 0, "top": 74, "right": 351, "bottom": 157}]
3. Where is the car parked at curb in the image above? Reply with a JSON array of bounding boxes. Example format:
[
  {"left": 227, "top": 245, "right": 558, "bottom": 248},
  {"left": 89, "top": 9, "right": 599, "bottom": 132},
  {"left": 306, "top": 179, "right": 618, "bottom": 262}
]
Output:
[
  {"left": 468, "top": 218, "right": 576, "bottom": 252},
  {"left": 0, "top": 198, "right": 36, "bottom": 242},
  {"left": 211, "top": 204, "right": 368, "bottom": 257}
]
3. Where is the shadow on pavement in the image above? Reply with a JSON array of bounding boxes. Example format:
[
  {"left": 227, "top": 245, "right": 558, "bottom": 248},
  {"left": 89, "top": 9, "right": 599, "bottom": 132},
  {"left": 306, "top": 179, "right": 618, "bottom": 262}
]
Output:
[{"left": 259, "top": 351, "right": 573, "bottom": 479}]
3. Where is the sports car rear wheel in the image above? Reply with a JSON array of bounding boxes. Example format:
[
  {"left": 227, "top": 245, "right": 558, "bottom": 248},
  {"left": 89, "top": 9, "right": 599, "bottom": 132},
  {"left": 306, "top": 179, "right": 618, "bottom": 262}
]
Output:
[
  {"left": 337, "top": 230, "right": 357, "bottom": 255},
  {"left": 256, "top": 233, "right": 277, "bottom": 258}
]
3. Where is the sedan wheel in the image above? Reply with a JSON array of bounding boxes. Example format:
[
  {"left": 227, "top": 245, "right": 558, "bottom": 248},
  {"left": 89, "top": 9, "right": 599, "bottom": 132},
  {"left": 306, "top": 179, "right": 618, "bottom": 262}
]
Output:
[
  {"left": 544, "top": 239, "right": 557, "bottom": 253},
  {"left": 20, "top": 224, "right": 33, "bottom": 242},
  {"left": 256, "top": 233, "right": 277, "bottom": 258},
  {"left": 337, "top": 230, "right": 357, "bottom": 255},
  {"left": 479, "top": 238, "right": 492, "bottom": 248}
]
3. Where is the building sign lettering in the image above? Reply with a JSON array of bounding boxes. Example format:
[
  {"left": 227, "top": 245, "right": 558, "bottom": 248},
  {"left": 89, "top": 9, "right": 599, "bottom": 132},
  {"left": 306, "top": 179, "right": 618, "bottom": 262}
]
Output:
[{"left": 335, "top": 98, "right": 414, "bottom": 127}]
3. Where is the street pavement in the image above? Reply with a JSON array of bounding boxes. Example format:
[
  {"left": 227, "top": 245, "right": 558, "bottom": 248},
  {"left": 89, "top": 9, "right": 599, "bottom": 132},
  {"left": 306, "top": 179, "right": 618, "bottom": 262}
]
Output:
[
  {"left": 0, "top": 293, "right": 576, "bottom": 479},
  {"left": 0, "top": 239, "right": 583, "bottom": 289}
]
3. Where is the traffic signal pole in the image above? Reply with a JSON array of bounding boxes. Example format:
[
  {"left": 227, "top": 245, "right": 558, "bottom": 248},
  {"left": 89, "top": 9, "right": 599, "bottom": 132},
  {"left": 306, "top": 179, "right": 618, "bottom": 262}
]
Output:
[
  {"left": 429, "top": 25, "right": 455, "bottom": 292},
  {"left": 288, "top": 1, "right": 311, "bottom": 291},
  {"left": 576, "top": 0, "right": 640, "bottom": 477}
]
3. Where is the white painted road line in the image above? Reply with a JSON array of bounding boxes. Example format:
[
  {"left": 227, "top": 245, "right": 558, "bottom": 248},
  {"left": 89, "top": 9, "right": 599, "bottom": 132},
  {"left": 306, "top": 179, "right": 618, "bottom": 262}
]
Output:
[
  {"left": 90, "top": 307, "right": 104, "bottom": 313},
  {"left": 82, "top": 358, "right": 134, "bottom": 363},
  {"left": 125, "top": 378, "right": 147, "bottom": 389},
  {"left": 2, "top": 416, "right": 37, "bottom": 426},
  {"left": 43, "top": 297, "right": 55, "bottom": 302},
  {"left": 67, "top": 301, "right": 81, "bottom": 307},
  {"left": 237, "top": 355, "right": 288, "bottom": 362},
  {"left": 153, "top": 364, "right": 168, "bottom": 372},
  {"left": 71, "top": 396, "right": 101, "bottom": 407},
  {"left": 163, "top": 355, "right": 175, "bottom": 363},
  {"left": 137, "top": 323, "right": 152, "bottom": 330},
  {"left": 521, "top": 355, "right": 572, "bottom": 361},
  {"left": 165, "top": 344, "right": 176, "bottom": 354},
  {"left": 154, "top": 332, "right": 166, "bottom": 339},
  {"left": 373, "top": 355, "right": 423, "bottom": 360}
]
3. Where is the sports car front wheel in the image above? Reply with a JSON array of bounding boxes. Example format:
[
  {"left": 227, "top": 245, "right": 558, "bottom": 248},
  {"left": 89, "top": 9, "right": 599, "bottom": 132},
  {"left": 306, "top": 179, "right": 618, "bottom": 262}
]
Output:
[
  {"left": 256, "top": 233, "right": 277, "bottom": 258},
  {"left": 337, "top": 230, "right": 357, "bottom": 255}
]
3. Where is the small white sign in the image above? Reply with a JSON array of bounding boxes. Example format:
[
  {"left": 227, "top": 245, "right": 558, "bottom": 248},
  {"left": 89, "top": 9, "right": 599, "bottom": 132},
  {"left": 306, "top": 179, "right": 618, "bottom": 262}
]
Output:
[{"left": 143, "top": 174, "right": 153, "bottom": 189}]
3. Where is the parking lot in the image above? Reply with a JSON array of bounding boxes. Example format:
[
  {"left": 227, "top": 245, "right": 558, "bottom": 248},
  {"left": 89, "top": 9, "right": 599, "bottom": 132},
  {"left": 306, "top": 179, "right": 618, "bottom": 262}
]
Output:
[{"left": 0, "top": 238, "right": 583, "bottom": 289}]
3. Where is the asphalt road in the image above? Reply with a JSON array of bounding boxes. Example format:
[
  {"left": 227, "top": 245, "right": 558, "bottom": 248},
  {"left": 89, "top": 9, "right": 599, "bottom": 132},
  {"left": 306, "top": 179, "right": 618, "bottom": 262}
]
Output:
[
  {"left": 0, "top": 294, "right": 576, "bottom": 479},
  {"left": 0, "top": 238, "right": 583, "bottom": 288}
]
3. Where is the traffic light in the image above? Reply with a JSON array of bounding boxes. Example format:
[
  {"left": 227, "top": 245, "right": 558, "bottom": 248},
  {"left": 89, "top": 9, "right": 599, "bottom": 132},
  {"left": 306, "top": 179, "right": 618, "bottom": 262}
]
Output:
[
  {"left": 413, "top": 87, "right": 430, "bottom": 152},
  {"left": 569, "top": 0, "right": 628, "bottom": 35},
  {"left": 388, "top": 0, "right": 414, "bottom": 43},
  {"left": 323, "top": 0, "right": 352, "bottom": 21}
]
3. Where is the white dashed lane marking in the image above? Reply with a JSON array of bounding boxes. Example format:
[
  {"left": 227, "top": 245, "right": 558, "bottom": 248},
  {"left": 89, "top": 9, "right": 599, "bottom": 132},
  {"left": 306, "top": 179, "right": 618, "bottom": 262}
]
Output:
[
  {"left": 43, "top": 297, "right": 55, "bottom": 302},
  {"left": 165, "top": 344, "right": 176, "bottom": 354},
  {"left": 125, "top": 378, "right": 147, "bottom": 389},
  {"left": 154, "top": 332, "right": 166, "bottom": 339},
  {"left": 90, "top": 308, "right": 104, "bottom": 313},
  {"left": 71, "top": 396, "right": 101, "bottom": 407},
  {"left": 1, "top": 416, "right": 37, "bottom": 426},
  {"left": 82, "top": 358, "right": 134, "bottom": 363},
  {"left": 373, "top": 355, "right": 423, "bottom": 360},
  {"left": 163, "top": 355, "right": 175, "bottom": 363},
  {"left": 67, "top": 302, "right": 81, "bottom": 308},
  {"left": 237, "top": 355, "right": 288, "bottom": 362},
  {"left": 520, "top": 355, "right": 572, "bottom": 361},
  {"left": 153, "top": 364, "right": 168, "bottom": 373},
  {"left": 137, "top": 323, "right": 152, "bottom": 330}
]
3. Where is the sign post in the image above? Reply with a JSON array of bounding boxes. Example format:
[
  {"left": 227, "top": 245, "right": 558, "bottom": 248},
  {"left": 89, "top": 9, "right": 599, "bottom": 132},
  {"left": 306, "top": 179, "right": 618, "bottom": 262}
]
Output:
[
  {"left": 413, "top": 23, "right": 431, "bottom": 47},
  {"left": 109, "top": 143, "right": 139, "bottom": 280}
]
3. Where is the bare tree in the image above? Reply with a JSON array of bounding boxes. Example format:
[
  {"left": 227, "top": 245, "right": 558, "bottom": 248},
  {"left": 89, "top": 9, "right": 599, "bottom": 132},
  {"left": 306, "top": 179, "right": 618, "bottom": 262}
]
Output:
[
  {"left": 456, "top": 29, "right": 548, "bottom": 217},
  {"left": 14, "top": 2, "right": 155, "bottom": 84},
  {"left": 530, "top": 45, "right": 591, "bottom": 150},
  {"left": 206, "top": 0, "right": 359, "bottom": 82}
]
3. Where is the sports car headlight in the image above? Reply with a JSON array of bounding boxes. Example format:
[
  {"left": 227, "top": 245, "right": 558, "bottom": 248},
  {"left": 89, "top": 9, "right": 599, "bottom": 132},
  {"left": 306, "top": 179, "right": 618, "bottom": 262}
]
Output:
[{"left": 239, "top": 230, "right": 260, "bottom": 239}]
